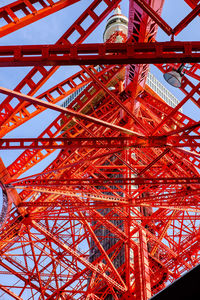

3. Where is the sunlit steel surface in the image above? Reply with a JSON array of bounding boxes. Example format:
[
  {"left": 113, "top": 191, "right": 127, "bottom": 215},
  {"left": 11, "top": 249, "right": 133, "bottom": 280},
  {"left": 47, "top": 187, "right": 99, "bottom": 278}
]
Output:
[{"left": 0, "top": 1, "right": 199, "bottom": 299}]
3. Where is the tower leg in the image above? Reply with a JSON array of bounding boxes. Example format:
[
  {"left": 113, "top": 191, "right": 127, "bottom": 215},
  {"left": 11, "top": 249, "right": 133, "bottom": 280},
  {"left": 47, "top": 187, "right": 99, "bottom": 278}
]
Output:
[{"left": 134, "top": 230, "right": 151, "bottom": 300}]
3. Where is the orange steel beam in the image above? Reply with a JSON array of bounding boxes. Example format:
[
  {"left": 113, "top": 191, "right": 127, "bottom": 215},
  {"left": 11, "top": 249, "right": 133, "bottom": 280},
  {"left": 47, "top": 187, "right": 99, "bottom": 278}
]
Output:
[
  {"left": 16, "top": 187, "right": 200, "bottom": 208},
  {"left": 30, "top": 214, "right": 200, "bottom": 221},
  {"left": 0, "top": 0, "right": 80, "bottom": 38},
  {"left": 133, "top": 0, "right": 200, "bottom": 38},
  {"left": 6, "top": 128, "right": 199, "bottom": 185},
  {"left": 45, "top": 268, "right": 88, "bottom": 300},
  {"left": 0, "top": 260, "right": 50, "bottom": 297},
  {"left": 151, "top": 80, "right": 200, "bottom": 131},
  {"left": 0, "top": 64, "right": 122, "bottom": 137},
  {"left": 134, "top": 188, "right": 200, "bottom": 204},
  {"left": 0, "top": 86, "right": 137, "bottom": 136},
  {"left": 0, "top": 64, "right": 115, "bottom": 136},
  {"left": 0, "top": 0, "right": 121, "bottom": 137},
  {"left": 7, "top": 137, "right": 123, "bottom": 178},
  {"left": 27, "top": 226, "right": 45, "bottom": 298},
  {"left": 185, "top": 0, "right": 200, "bottom": 9},
  {"left": 79, "top": 215, "right": 126, "bottom": 289},
  {"left": 21, "top": 185, "right": 199, "bottom": 203},
  {"left": 82, "top": 65, "right": 148, "bottom": 134},
  {"left": 0, "top": 136, "right": 199, "bottom": 149},
  {"left": 164, "top": 122, "right": 200, "bottom": 136},
  {"left": 16, "top": 187, "right": 126, "bottom": 203},
  {"left": 133, "top": 0, "right": 172, "bottom": 36},
  {"left": 173, "top": 3, "right": 200, "bottom": 35},
  {"left": 7, "top": 177, "right": 200, "bottom": 187},
  {"left": 0, "top": 1, "right": 199, "bottom": 297},
  {"left": 134, "top": 230, "right": 151, "bottom": 300},
  {"left": 31, "top": 220, "right": 127, "bottom": 292},
  {"left": 126, "top": 0, "right": 165, "bottom": 98},
  {"left": 138, "top": 90, "right": 200, "bottom": 153},
  {"left": 45, "top": 241, "right": 128, "bottom": 300},
  {"left": 0, "top": 284, "right": 23, "bottom": 300},
  {"left": 0, "top": 42, "right": 200, "bottom": 66}
]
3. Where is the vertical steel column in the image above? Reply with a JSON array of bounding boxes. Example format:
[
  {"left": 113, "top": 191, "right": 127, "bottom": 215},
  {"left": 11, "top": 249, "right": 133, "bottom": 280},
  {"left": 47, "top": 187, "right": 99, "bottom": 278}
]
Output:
[{"left": 134, "top": 230, "right": 151, "bottom": 300}]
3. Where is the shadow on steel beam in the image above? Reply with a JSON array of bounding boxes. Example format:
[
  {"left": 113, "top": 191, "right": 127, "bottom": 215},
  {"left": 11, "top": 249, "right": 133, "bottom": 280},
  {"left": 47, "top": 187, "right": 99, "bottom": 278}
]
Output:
[{"left": 150, "top": 264, "right": 200, "bottom": 300}]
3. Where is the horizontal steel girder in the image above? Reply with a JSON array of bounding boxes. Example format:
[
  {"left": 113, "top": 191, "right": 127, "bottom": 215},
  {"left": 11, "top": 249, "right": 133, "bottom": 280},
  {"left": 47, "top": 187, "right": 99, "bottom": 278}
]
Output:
[
  {"left": 0, "top": 136, "right": 199, "bottom": 149},
  {"left": 7, "top": 177, "right": 200, "bottom": 187},
  {"left": 0, "top": 42, "right": 200, "bottom": 66}
]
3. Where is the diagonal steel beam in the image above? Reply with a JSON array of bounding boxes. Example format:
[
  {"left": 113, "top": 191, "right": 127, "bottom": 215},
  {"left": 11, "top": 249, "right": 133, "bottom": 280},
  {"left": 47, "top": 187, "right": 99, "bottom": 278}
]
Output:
[
  {"left": 0, "top": 260, "right": 50, "bottom": 297},
  {"left": 0, "top": 0, "right": 80, "bottom": 38},
  {"left": 31, "top": 220, "right": 127, "bottom": 292},
  {"left": 151, "top": 81, "right": 200, "bottom": 135},
  {"left": 82, "top": 65, "right": 148, "bottom": 134},
  {"left": 164, "top": 121, "right": 200, "bottom": 136},
  {"left": 0, "top": 87, "right": 138, "bottom": 136},
  {"left": 0, "top": 284, "right": 23, "bottom": 300},
  {"left": 173, "top": 3, "right": 200, "bottom": 35},
  {"left": 133, "top": 0, "right": 172, "bottom": 36}
]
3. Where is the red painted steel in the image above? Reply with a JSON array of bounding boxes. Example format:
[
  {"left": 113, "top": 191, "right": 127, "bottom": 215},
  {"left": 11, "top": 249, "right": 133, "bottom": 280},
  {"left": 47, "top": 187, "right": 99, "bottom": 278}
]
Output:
[
  {"left": 0, "top": 0, "right": 121, "bottom": 138},
  {"left": 126, "top": 0, "right": 165, "bottom": 101},
  {"left": 7, "top": 176, "right": 200, "bottom": 186},
  {"left": 173, "top": 3, "right": 200, "bottom": 35},
  {"left": 0, "top": 0, "right": 80, "bottom": 38},
  {"left": 0, "top": 64, "right": 115, "bottom": 136},
  {"left": 0, "top": 1, "right": 199, "bottom": 299},
  {"left": 0, "top": 41, "right": 200, "bottom": 66},
  {"left": 131, "top": 0, "right": 172, "bottom": 36},
  {"left": 0, "top": 135, "right": 199, "bottom": 149}
]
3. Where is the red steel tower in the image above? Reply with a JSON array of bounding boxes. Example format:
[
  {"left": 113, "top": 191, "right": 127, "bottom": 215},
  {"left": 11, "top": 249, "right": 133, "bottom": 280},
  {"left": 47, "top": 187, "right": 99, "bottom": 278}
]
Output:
[{"left": 0, "top": 1, "right": 199, "bottom": 299}]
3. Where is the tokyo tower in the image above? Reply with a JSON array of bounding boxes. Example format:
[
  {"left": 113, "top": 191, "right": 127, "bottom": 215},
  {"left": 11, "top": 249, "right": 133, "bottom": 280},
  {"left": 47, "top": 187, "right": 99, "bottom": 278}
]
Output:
[{"left": 0, "top": 1, "right": 199, "bottom": 299}]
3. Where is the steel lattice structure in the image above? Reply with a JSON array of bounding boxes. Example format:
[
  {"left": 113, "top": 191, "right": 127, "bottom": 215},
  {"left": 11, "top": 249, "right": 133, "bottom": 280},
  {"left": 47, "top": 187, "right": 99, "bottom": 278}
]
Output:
[{"left": 0, "top": 0, "right": 200, "bottom": 299}]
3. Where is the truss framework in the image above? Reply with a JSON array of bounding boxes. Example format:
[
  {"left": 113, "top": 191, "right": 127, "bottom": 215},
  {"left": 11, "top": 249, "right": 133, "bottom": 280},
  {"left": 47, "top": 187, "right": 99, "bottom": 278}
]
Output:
[{"left": 0, "top": 1, "right": 199, "bottom": 300}]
